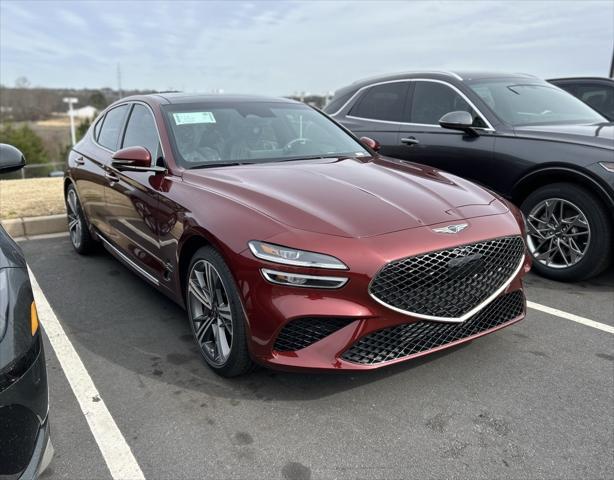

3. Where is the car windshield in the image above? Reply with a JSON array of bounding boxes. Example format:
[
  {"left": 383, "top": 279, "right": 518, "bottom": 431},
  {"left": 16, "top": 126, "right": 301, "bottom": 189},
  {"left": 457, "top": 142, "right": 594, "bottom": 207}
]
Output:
[
  {"left": 467, "top": 80, "right": 607, "bottom": 126},
  {"left": 162, "top": 101, "right": 370, "bottom": 168}
]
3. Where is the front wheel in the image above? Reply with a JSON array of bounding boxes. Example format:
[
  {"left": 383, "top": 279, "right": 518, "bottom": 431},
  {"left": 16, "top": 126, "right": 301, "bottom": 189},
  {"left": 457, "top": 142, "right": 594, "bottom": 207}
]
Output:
[
  {"left": 185, "top": 246, "right": 253, "bottom": 377},
  {"left": 521, "top": 182, "right": 612, "bottom": 281}
]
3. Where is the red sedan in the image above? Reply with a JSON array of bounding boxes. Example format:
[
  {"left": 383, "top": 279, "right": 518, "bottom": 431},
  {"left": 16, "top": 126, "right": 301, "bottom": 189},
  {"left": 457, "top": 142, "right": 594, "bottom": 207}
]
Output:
[{"left": 64, "top": 94, "right": 530, "bottom": 376}]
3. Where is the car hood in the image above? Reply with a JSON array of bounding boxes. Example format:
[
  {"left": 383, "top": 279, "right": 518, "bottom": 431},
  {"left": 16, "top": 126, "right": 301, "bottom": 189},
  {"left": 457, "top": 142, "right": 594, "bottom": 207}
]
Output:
[
  {"left": 183, "top": 157, "right": 508, "bottom": 238},
  {"left": 514, "top": 123, "right": 614, "bottom": 150}
]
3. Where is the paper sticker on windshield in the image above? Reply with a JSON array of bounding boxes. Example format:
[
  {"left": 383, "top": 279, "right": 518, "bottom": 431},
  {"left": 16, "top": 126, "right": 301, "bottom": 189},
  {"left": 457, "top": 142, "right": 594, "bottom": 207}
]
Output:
[{"left": 172, "top": 111, "right": 216, "bottom": 125}]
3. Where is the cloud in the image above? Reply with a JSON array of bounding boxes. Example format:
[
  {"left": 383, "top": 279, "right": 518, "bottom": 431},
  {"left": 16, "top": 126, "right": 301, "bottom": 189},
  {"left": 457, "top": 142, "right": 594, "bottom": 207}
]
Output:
[
  {"left": 1, "top": 0, "right": 612, "bottom": 94},
  {"left": 58, "top": 9, "right": 87, "bottom": 30}
]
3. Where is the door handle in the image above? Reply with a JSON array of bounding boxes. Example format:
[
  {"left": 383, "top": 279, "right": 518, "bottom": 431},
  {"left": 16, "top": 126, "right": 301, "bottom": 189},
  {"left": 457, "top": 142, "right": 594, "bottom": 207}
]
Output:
[
  {"left": 401, "top": 137, "right": 420, "bottom": 146},
  {"left": 105, "top": 172, "right": 120, "bottom": 183},
  {"left": 75, "top": 156, "right": 85, "bottom": 165}
]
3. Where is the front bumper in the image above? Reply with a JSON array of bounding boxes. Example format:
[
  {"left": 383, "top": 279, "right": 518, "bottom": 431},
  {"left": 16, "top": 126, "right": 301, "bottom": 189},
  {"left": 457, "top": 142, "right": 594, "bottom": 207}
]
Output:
[
  {"left": 253, "top": 283, "right": 526, "bottom": 372},
  {"left": 0, "top": 335, "right": 53, "bottom": 479},
  {"left": 234, "top": 217, "right": 531, "bottom": 372}
]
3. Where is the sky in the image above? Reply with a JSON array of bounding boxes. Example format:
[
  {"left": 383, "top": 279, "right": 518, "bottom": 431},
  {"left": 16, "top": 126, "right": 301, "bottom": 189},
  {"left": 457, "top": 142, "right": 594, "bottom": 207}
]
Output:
[{"left": 1, "top": 0, "right": 613, "bottom": 96}]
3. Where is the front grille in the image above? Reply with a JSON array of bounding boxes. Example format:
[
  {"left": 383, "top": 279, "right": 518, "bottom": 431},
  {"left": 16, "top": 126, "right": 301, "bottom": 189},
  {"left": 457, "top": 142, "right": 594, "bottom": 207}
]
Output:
[
  {"left": 369, "top": 236, "right": 525, "bottom": 320},
  {"left": 274, "top": 317, "right": 355, "bottom": 352},
  {"left": 342, "top": 290, "right": 524, "bottom": 365}
]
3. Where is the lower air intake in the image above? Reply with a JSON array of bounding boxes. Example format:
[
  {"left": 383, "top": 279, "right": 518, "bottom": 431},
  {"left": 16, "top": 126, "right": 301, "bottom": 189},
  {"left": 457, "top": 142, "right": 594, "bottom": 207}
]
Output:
[
  {"left": 342, "top": 290, "right": 525, "bottom": 365},
  {"left": 274, "top": 317, "right": 355, "bottom": 352}
]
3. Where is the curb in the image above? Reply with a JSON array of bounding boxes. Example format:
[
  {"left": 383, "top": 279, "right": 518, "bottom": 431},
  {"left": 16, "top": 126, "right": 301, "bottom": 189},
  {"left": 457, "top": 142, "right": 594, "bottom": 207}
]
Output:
[{"left": 1, "top": 214, "right": 68, "bottom": 238}]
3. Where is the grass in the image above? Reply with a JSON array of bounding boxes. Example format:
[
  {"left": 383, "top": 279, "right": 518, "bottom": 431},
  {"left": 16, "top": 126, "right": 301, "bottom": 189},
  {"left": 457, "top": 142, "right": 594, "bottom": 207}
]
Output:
[{"left": 0, "top": 177, "right": 65, "bottom": 219}]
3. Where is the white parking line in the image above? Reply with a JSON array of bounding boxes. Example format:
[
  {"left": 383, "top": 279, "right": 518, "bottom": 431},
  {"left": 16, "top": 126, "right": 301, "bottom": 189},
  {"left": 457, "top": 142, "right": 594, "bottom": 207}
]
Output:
[
  {"left": 28, "top": 268, "right": 146, "bottom": 480},
  {"left": 528, "top": 301, "right": 614, "bottom": 334}
]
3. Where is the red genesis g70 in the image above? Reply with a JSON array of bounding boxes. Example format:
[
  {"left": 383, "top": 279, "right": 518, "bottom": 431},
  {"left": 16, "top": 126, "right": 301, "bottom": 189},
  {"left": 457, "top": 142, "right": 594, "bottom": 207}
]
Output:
[{"left": 64, "top": 93, "right": 530, "bottom": 376}]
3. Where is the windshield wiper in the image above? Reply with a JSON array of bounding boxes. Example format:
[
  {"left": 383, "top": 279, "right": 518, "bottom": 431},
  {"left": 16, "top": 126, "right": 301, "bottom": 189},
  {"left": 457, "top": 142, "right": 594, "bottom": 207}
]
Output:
[
  {"left": 188, "top": 161, "right": 253, "bottom": 169},
  {"left": 272, "top": 155, "right": 327, "bottom": 163}
]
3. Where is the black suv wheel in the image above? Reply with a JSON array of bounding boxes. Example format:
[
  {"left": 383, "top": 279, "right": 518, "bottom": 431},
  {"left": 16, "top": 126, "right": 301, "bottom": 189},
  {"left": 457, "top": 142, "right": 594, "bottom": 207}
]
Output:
[{"left": 521, "top": 182, "right": 612, "bottom": 281}]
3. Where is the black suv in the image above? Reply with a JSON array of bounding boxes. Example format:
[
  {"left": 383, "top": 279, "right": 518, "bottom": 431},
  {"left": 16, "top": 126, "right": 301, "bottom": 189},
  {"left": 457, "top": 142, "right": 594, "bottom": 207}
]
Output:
[
  {"left": 549, "top": 77, "right": 614, "bottom": 121},
  {"left": 325, "top": 71, "right": 614, "bottom": 281}
]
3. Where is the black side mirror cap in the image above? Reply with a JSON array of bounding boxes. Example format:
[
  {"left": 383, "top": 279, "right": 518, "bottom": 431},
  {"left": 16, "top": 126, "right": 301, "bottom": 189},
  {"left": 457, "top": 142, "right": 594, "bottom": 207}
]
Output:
[{"left": 0, "top": 144, "right": 26, "bottom": 173}]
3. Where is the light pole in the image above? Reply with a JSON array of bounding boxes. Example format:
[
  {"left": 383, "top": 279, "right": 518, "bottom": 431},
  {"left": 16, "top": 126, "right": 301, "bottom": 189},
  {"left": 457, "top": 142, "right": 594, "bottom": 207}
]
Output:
[{"left": 63, "top": 97, "right": 79, "bottom": 145}]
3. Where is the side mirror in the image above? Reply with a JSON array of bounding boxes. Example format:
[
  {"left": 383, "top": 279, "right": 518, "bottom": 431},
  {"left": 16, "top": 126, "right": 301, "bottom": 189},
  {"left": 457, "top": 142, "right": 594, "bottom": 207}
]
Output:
[
  {"left": 439, "top": 111, "right": 478, "bottom": 136},
  {"left": 359, "top": 136, "right": 381, "bottom": 152},
  {"left": 111, "top": 146, "right": 163, "bottom": 172},
  {"left": 0, "top": 144, "right": 26, "bottom": 173}
]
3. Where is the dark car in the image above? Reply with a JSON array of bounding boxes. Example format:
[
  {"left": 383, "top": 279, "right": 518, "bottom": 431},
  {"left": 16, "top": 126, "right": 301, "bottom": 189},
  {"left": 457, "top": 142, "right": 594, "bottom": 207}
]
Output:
[
  {"left": 549, "top": 77, "right": 614, "bottom": 121},
  {"left": 0, "top": 144, "right": 53, "bottom": 479},
  {"left": 325, "top": 71, "right": 614, "bottom": 281},
  {"left": 63, "top": 93, "right": 529, "bottom": 377}
]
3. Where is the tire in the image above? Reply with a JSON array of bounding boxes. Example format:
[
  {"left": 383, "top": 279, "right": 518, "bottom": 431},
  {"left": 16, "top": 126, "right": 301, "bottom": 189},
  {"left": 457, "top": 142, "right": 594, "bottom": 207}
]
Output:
[
  {"left": 65, "top": 184, "right": 96, "bottom": 254},
  {"left": 521, "top": 182, "right": 612, "bottom": 281},
  {"left": 185, "top": 246, "right": 253, "bottom": 377}
]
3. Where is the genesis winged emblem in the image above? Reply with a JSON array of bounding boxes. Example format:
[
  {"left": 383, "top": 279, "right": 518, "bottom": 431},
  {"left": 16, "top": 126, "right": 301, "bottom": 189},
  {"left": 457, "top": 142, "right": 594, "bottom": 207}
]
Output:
[{"left": 432, "top": 223, "right": 469, "bottom": 234}]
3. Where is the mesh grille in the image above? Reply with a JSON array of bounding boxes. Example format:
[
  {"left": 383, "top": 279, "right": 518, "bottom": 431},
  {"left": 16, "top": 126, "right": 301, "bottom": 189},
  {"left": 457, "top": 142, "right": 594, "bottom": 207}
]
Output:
[
  {"left": 274, "top": 317, "right": 355, "bottom": 352},
  {"left": 369, "top": 236, "right": 525, "bottom": 319},
  {"left": 342, "top": 290, "right": 525, "bottom": 365}
]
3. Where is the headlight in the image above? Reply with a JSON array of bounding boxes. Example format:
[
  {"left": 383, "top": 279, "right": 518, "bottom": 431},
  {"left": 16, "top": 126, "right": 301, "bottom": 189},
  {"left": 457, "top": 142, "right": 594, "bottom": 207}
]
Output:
[
  {"left": 261, "top": 269, "right": 348, "bottom": 289},
  {"left": 599, "top": 162, "right": 614, "bottom": 173},
  {"left": 248, "top": 241, "right": 347, "bottom": 269}
]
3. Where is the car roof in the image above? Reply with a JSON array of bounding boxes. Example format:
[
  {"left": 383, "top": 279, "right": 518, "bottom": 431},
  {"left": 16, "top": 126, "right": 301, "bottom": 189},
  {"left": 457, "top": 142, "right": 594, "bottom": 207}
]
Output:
[
  {"left": 335, "top": 71, "right": 542, "bottom": 96},
  {"left": 117, "top": 92, "right": 301, "bottom": 106},
  {"left": 548, "top": 77, "right": 614, "bottom": 84}
]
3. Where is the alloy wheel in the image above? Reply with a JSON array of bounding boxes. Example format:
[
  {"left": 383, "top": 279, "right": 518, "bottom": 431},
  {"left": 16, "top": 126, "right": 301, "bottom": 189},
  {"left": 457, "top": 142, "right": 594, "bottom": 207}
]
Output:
[
  {"left": 526, "top": 198, "right": 591, "bottom": 269},
  {"left": 188, "top": 260, "right": 233, "bottom": 366},
  {"left": 66, "top": 189, "right": 83, "bottom": 249}
]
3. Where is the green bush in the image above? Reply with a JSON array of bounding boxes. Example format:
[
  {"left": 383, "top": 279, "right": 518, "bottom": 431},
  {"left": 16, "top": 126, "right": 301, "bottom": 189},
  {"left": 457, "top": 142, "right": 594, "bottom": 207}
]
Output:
[{"left": 0, "top": 123, "right": 48, "bottom": 164}]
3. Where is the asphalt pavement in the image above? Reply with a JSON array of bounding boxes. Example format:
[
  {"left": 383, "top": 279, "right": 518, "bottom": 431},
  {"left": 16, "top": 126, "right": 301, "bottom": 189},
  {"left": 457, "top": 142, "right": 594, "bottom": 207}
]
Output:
[{"left": 20, "top": 236, "right": 614, "bottom": 480}]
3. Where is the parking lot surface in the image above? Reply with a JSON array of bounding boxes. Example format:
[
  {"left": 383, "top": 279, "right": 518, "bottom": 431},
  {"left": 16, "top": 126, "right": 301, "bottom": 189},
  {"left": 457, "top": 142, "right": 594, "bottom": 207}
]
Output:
[{"left": 21, "top": 236, "right": 613, "bottom": 480}]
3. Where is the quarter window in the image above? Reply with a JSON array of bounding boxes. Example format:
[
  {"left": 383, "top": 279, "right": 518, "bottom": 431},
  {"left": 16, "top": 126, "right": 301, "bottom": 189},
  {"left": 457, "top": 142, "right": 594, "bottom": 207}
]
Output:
[
  {"left": 349, "top": 82, "right": 408, "bottom": 122},
  {"left": 122, "top": 104, "right": 161, "bottom": 159},
  {"left": 97, "top": 105, "right": 129, "bottom": 150},
  {"left": 411, "top": 81, "right": 486, "bottom": 128},
  {"left": 93, "top": 117, "right": 103, "bottom": 141}
]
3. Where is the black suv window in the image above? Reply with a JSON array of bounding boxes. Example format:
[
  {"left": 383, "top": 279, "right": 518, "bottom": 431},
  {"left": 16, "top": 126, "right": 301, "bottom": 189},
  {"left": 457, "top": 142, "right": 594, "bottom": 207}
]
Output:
[
  {"left": 122, "top": 104, "right": 160, "bottom": 158},
  {"left": 98, "top": 104, "right": 129, "bottom": 150},
  {"left": 411, "top": 81, "right": 486, "bottom": 128},
  {"left": 570, "top": 84, "right": 614, "bottom": 121},
  {"left": 349, "top": 82, "right": 408, "bottom": 122}
]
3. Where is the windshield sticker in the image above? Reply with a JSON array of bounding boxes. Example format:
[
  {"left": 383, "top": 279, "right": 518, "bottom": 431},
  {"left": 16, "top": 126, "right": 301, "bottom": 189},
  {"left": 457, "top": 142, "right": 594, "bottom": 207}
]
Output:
[{"left": 172, "top": 111, "right": 216, "bottom": 125}]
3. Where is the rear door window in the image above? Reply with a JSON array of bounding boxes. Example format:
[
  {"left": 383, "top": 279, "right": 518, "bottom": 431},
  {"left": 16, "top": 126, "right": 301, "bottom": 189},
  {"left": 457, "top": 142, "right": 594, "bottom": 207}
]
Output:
[
  {"left": 349, "top": 82, "right": 408, "bottom": 122},
  {"left": 97, "top": 104, "right": 129, "bottom": 150}
]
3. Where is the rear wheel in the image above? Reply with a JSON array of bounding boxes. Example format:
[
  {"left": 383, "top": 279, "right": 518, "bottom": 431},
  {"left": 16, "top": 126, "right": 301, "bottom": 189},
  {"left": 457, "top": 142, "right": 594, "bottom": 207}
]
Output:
[
  {"left": 521, "top": 182, "right": 612, "bottom": 281},
  {"left": 65, "top": 184, "right": 95, "bottom": 254},
  {"left": 185, "top": 246, "right": 253, "bottom": 377}
]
